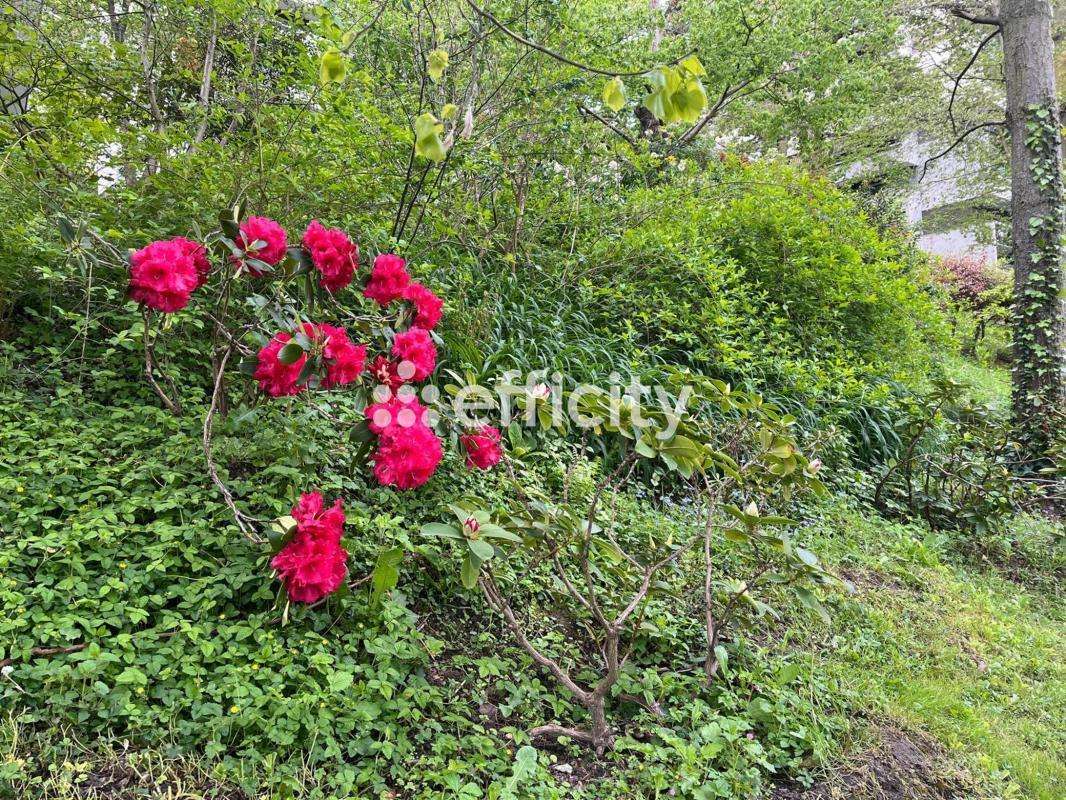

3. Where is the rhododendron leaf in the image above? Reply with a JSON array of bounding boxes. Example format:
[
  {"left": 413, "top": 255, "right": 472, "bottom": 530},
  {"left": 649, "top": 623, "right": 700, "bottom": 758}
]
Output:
[
  {"left": 284, "top": 246, "right": 312, "bottom": 274},
  {"left": 479, "top": 524, "right": 521, "bottom": 543},
  {"left": 414, "top": 113, "right": 447, "bottom": 162},
  {"left": 244, "top": 257, "right": 273, "bottom": 274},
  {"left": 602, "top": 76, "right": 626, "bottom": 112},
  {"left": 441, "top": 103, "right": 458, "bottom": 120},
  {"left": 468, "top": 538, "right": 494, "bottom": 561},
  {"left": 427, "top": 49, "right": 448, "bottom": 82},
  {"left": 277, "top": 341, "right": 304, "bottom": 365},
  {"left": 293, "top": 330, "right": 314, "bottom": 351},
  {"left": 319, "top": 47, "right": 347, "bottom": 85},
  {"left": 460, "top": 553, "right": 480, "bottom": 589},
  {"left": 371, "top": 547, "right": 404, "bottom": 605},
  {"left": 723, "top": 527, "right": 751, "bottom": 544},
  {"left": 421, "top": 522, "right": 462, "bottom": 540}
]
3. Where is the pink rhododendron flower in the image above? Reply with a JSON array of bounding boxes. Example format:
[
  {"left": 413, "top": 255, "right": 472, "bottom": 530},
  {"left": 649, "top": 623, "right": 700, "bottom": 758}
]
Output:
[
  {"left": 172, "top": 236, "right": 211, "bottom": 289},
  {"left": 236, "top": 216, "right": 288, "bottom": 275},
  {"left": 391, "top": 327, "right": 437, "bottom": 382},
  {"left": 271, "top": 535, "right": 348, "bottom": 603},
  {"left": 291, "top": 491, "right": 345, "bottom": 544},
  {"left": 363, "top": 253, "right": 410, "bottom": 305},
  {"left": 303, "top": 220, "right": 358, "bottom": 292},
  {"left": 128, "top": 238, "right": 200, "bottom": 313},
  {"left": 254, "top": 332, "right": 307, "bottom": 397},
  {"left": 461, "top": 425, "right": 503, "bottom": 470},
  {"left": 318, "top": 323, "right": 367, "bottom": 388},
  {"left": 372, "top": 424, "right": 443, "bottom": 490},
  {"left": 369, "top": 356, "right": 404, "bottom": 390},
  {"left": 271, "top": 492, "right": 348, "bottom": 603},
  {"left": 402, "top": 282, "right": 443, "bottom": 330},
  {"left": 365, "top": 395, "right": 429, "bottom": 435}
]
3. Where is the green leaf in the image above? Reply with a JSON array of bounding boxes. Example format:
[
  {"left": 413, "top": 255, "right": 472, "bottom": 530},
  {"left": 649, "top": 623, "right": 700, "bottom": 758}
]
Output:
[
  {"left": 602, "top": 76, "right": 626, "bottom": 112},
  {"left": 460, "top": 553, "right": 481, "bottom": 589},
  {"left": 420, "top": 522, "right": 463, "bottom": 540},
  {"left": 679, "top": 55, "right": 707, "bottom": 76},
  {"left": 414, "top": 113, "right": 448, "bottom": 162},
  {"left": 371, "top": 547, "right": 404, "bottom": 605},
  {"left": 427, "top": 49, "right": 449, "bottom": 82},
  {"left": 277, "top": 341, "right": 304, "bottom": 365},
  {"left": 777, "top": 663, "right": 803, "bottom": 685},
  {"left": 794, "top": 586, "right": 830, "bottom": 623},
  {"left": 327, "top": 670, "right": 354, "bottom": 692},
  {"left": 441, "top": 103, "right": 458, "bottom": 120},
  {"left": 795, "top": 547, "right": 819, "bottom": 567},
  {"left": 115, "top": 667, "right": 148, "bottom": 686},
  {"left": 468, "top": 538, "right": 494, "bottom": 561},
  {"left": 319, "top": 47, "right": 347, "bottom": 85},
  {"left": 478, "top": 524, "right": 521, "bottom": 543}
]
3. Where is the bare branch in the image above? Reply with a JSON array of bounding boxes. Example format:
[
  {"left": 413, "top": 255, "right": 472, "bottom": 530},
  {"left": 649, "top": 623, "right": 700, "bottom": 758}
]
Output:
[
  {"left": 947, "top": 27, "right": 1000, "bottom": 135},
  {"left": 918, "top": 120, "right": 1006, "bottom": 181},
  {"left": 466, "top": 0, "right": 695, "bottom": 78},
  {"left": 948, "top": 4, "right": 1002, "bottom": 27}
]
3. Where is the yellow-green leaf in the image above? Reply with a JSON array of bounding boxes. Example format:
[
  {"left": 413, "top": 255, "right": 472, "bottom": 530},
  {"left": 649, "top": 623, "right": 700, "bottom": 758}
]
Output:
[
  {"left": 679, "top": 55, "right": 707, "bottom": 77},
  {"left": 413, "top": 112, "right": 448, "bottom": 162},
  {"left": 441, "top": 102, "right": 458, "bottom": 120},
  {"left": 319, "top": 47, "right": 347, "bottom": 85},
  {"left": 427, "top": 49, "right": 449, "bottom": 82},
  {"left": 602, "top": 76, "right": 626, "bottom": 112}
]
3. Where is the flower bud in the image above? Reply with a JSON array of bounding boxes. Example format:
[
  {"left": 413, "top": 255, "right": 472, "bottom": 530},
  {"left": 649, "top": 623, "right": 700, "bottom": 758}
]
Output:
[{"left": 463, "top": 516, "right": 481, "bottom": 537}]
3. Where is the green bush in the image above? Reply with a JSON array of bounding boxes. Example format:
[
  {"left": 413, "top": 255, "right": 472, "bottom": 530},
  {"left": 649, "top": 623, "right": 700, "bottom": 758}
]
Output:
[{"left": 575, "top": 158, "right": 949, "bottom": 410}]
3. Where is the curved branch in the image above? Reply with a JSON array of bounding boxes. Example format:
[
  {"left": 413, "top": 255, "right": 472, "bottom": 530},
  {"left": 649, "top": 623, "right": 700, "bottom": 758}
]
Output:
[
  {"left": 948, "top": 4, "right": 1001, "bottom": 27},
  {"left": 576, "top": 103, "right": 638, "bottom": 149},
  {"left": 948, "top": 27, "right": 1000, "bottom": 135},
  {"left": 142, "top": 309, "right": 182, "bottom": 415},
  {"left": 918, "top": 120, "right": 1006, "bottom": 181},
  {"left": 466, "top": 1, "right": 695, "bottom": 78},
  {"left": 203, "top": 345, "right": 263, "bottom": 542}
]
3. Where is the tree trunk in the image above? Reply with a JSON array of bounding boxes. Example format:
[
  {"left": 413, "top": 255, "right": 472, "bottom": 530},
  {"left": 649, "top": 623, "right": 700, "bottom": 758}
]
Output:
[{"left": 1001, "top": 0, "right": 1066, "bottom": 467}]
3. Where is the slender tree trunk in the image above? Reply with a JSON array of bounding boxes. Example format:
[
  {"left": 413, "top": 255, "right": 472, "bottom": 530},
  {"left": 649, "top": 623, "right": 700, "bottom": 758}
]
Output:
[{"left": 1001, "top": 0, "right": 1066, "bottom": 467}]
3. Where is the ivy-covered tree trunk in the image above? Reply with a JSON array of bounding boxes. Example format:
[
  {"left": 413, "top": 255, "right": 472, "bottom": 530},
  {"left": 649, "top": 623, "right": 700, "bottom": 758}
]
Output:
[{"left": 1001, "top": 0, "right": 1066, "bottom": 466}]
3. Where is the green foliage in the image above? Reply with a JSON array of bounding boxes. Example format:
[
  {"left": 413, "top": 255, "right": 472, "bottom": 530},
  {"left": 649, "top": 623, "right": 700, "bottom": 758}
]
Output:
[
  {"left": 0, "top": 368, "right": 840, "bottom": 798},
  {"left": 575, "top": 158, "right": 948, "bottom": 433}
]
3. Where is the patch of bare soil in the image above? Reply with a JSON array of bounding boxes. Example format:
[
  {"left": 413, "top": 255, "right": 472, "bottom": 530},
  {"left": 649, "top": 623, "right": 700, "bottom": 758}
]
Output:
[{"left": 771, "top": 725, "right": 976, "bottom": 800}]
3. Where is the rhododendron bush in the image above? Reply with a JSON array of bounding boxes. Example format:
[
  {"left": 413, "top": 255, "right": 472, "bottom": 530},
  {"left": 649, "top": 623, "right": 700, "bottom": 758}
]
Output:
[{"left": 125, "top": 203, "right": 490, "bottom": 608}]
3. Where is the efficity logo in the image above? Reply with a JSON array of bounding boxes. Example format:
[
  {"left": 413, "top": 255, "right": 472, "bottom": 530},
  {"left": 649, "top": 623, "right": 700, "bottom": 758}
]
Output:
[{"left": 368, "top": 368, "right": 693, "bottom": 440}]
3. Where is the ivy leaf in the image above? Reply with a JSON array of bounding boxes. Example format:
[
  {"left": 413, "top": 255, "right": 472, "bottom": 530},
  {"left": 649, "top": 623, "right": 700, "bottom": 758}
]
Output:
[
  {"left": 602, "top": 76, "right": 626, "bottom": 112},
  {"left": 413, "top": 113, "right": 448, "bottom": 162},
  {"left": 427, "top": 49, "right": 449, "bottom": 82},
  {"left": 319, "top": 47, "right": 347, "bottom": 85}
]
